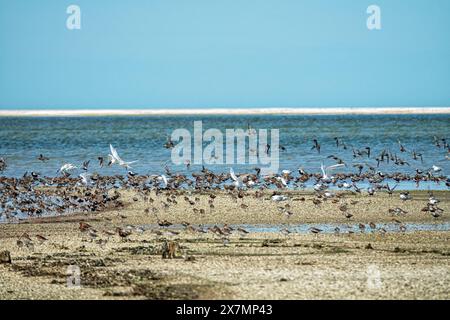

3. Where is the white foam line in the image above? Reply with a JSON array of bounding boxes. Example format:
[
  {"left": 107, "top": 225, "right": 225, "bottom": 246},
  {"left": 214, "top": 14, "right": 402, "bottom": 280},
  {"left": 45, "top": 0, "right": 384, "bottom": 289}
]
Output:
[{"left": 0, "top": 107, "right": 449, "bottom": 117}]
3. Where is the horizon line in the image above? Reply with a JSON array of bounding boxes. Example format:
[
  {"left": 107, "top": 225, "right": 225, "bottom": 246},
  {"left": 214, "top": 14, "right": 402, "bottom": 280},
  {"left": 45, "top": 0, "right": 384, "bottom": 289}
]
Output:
[{"left": 0, "top": 107, "right": 450, "bottom": 117}]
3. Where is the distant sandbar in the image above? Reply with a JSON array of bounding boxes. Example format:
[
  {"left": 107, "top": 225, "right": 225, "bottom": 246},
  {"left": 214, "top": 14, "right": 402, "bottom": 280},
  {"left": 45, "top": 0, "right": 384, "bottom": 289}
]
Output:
[{"left": 0, "top": 107, "right": 449, "bottom": 117}]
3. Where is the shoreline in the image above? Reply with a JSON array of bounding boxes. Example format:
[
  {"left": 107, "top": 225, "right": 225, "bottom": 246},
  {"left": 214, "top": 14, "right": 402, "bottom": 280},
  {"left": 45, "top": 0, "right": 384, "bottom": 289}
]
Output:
[
  {"left": 2, "top": 189, "right": 448, "bottom": 226},
  {"left": 0, "top": 189, "right": 448, "bottom": 300},
  {"left": 1, "top": 107, "right": 450, "bottom": 117}
]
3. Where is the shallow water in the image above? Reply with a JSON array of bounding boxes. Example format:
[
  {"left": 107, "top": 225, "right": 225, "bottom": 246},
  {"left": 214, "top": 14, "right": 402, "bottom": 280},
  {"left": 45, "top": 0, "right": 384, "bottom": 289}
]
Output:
[
  {"left": 141, "top": 222, "right": 450, "bottom": 234},
  {"left": 0, "top": 114, "right": 449, "bottom": 189},
  {"left": 237, "top": 222, "right": 450, "bottom": 234}
]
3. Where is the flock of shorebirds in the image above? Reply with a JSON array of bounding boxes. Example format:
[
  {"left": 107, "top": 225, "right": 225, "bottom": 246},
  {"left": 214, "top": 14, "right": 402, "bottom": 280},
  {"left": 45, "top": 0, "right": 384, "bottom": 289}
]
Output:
[{"left": 0, "top": 136, "right": 449, "bottom": 246}]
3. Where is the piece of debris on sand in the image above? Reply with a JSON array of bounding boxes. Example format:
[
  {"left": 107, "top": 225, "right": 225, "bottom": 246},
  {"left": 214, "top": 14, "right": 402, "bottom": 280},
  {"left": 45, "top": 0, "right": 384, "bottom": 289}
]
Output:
[{"left": 0, "top": 251, "right": 12, "bottom": 264}]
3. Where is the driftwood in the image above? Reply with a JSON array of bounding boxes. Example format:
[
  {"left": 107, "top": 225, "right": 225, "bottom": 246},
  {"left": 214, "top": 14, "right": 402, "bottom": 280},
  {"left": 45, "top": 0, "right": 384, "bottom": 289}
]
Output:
[
  {"left": 0, "top": 250, "right": 11, "bottom": 264},
  {"left": 161, "top": 241, "right": 179, "bottom": 259}
]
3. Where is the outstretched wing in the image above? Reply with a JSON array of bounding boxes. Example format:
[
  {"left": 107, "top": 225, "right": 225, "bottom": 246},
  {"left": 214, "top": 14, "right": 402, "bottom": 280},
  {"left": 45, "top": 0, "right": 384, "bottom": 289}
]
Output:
[
  {"left": 230, "top": 168, "right": 238, "bottom": 182},
  {"left": 79, "top": 172, "right": 91, "bottom": 184},
  {"left": 326, "top": 163, "right": 345, "bottom": 172},
  {"left": 109, "top": 144, "right": 122, "bottom": 162},
  {"left": 160, "top": 174, "right": 168, "bottom": 188},
  {"left": 320, "top": 162, "right": 326, "bottom": 177}
]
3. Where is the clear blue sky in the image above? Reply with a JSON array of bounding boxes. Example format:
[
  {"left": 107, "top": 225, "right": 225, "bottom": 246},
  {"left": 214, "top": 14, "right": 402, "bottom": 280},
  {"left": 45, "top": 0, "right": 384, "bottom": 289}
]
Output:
[{"left": 0, "top": 0, "right": 449, "bottom": 109}]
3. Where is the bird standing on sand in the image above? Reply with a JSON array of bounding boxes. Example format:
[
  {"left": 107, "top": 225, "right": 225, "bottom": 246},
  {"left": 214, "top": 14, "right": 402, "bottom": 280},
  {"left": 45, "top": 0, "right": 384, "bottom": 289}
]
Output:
[
  {"left": 79, "top": 222, "right": 95, "bottom": 240},
  {"left": 36, "top": 234, "right": 48, "bottom": 244},
  {"left": 18, "top": 233, "right": 34, "bottom": 250},
  {"left": 399, "top": 192, "right": 411, "bottom": 201},
  {"left": 388, "top": 207, "right": 408, "bottom": 215},
  {"left": 237, "top": 227, "right": 249, "bottom": 236},
  {"left": 157, "top": 219, "right": 173, "bottom": 228},
  {"left": 272, "top": 194, "right": 288, "bottom": 202},
  {"left": 358, "top": 223, "right": 366, "bottom": 232},
  {"left": 428, "top": 197, "right": 439, "bottom": 206},
  {"left": 116, "top": 227, "right": 132, "bottom": 240},
  {"left": 430, "top": 210, "right": 443, "bottom": 219}
]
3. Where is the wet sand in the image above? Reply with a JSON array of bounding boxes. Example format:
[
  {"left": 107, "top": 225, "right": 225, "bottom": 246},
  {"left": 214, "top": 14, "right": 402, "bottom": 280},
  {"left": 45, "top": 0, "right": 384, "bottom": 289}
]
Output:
[{"left": 0, "top": 190, "right": 449, "bottom": 300}]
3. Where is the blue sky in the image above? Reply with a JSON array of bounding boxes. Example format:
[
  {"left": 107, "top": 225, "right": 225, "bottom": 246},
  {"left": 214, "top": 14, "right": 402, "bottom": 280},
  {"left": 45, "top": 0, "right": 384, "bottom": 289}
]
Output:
[{"left": 0, "top": 0, "right": 449, "bottom": 109}]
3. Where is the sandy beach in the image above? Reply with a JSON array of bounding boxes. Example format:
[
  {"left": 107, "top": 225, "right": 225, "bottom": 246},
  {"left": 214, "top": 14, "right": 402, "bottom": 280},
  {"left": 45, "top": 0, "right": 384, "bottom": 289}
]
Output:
[
  {"left": 1, "top": 189, "right": 449, "bottom": 300},
  {"left": 0, "top": 107, "right": 450, "bottom": 117}
]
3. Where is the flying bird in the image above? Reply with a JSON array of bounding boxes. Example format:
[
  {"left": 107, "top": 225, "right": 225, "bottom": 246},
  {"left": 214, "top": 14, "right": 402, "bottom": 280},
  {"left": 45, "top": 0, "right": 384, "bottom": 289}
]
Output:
[
  {"left": 311, "top": 139, "right": 321, "bottom": 154},
  {"left": 320, "top": 163, "right": 345, "bottom": 180},
  {"left": 230, "top": 168, "right": 242, "bottom": 188},
  {"left": 109, "top": 144, "right": 138, "bottom": 169},
  {"left": 58, "top": 163, "right": 77, "bottom": 175},
  {"left": 157, "top": 174, "right": 168, "bottom": 189}
]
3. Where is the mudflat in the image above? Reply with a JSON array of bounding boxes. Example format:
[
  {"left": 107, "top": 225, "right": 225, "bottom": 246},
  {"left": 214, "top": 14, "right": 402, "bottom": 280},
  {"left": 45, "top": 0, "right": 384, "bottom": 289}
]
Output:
[{"left": 0, "top": 190, "right": 449, "bottom": 300}]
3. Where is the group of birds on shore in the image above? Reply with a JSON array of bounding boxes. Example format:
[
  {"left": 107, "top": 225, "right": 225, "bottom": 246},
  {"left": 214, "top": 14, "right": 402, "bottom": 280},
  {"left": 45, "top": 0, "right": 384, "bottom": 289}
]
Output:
[
  {"left": 10, "top": 184, "right": 446, "bottom": 251},
  {"left": 0, "top": 136, "right": 448, "bottom": 230}
]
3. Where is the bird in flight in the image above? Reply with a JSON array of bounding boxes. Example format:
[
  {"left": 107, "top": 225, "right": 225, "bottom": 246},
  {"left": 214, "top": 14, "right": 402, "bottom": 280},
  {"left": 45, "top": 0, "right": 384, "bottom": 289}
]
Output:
[
  {"left": 230, "top": 167, "right": 242, "bottom": 189},
  {"left": 320, "top": 162, "right": 345, "bottom": 181},
  {"left": 108, "top": 144, "right": 138, "bottom": 170},
  {"left": 311, "top": 139, "right": 321, "bottom": 154},
  {"left": 58, "top": 163, "right": 77, "bottom": 175}
]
